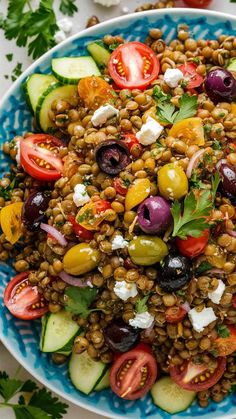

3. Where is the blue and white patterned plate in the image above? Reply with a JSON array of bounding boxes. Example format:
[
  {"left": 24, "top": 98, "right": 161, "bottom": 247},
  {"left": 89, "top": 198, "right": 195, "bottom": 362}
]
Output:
[{"left": 0, "top": 8, "right": 236, "bottom": 419}]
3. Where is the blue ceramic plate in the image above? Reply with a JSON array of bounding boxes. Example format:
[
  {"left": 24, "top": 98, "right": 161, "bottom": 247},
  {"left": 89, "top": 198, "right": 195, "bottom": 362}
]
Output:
[{"left": 0, "top": 8, "right": 236, "bottom": 419}]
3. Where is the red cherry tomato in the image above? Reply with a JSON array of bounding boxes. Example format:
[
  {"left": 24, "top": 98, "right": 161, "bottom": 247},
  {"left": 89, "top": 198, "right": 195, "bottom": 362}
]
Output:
[
  {"left": 232, "top": 295, "right": 236, "bottom": 309},
  {"left": 165, "top": 306, "right": 187, "bottom": 324},
  {"left": 170, "top": 357, "right": 226, "bottom": 391},
  {"left": 214, "top": 325, "right": 236, "bottom": 356},
  {"left": 4, "top": 272, "right": 48, "bottom": 320},
  {"left": 108, "top": 42, "right": 160, "bottom": 90},
  {"left": 183, "top": 0, "right": 212, "bottom": 7},
  {"left": 68, "top": 215, "right": 94, "bottom": 241},
  {"left": 178, "top": 62, "right": 204, "bottom": 89},
  {"left": 20, "top": 134, "right": 63, "bottom": 181},
  {"left": 109, "top": 343, "right": 158, "bottom": 400},
  {"left": 114, "top": 178, "right": 128, "bottom": 196},
  {"left": 94, "top": 200, "right": 112, "bottom": 213},
  {"left": 123, "top": 133, "right": 142, "bottom": 158},
  {"left": 176, "top": 230, "right": 209, "bottom": 258}
]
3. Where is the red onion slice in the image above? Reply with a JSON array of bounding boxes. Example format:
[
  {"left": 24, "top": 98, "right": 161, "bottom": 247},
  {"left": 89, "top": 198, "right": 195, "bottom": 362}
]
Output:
[
  {"left": 216, "top": 159, "right": 227, "bottom": 170},
  {"left": 205, "top": 268, "right": 225, "bottom": 276},
  {"left": 58, "top": 271, "right": 91, "bottom": 287},
  {"left": 226, "top": 229, "right": 236, "bottom": 238},
  {"left": 40, "top": 222, "right": 67, "bottom": 247},
  {"left": 181, "top": 302, "right": 190, "bottom": 312},
  {"left": 186, "top": 149, "right": 206, "bottom": 179}
]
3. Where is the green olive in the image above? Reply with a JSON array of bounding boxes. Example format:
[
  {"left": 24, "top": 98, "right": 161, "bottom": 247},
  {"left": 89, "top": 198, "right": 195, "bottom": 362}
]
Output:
[
  {"left": 158, "top": 163, "right": 188, "bottom": 200},
  {"left": 128, "top": 235, "right": 168, "bottom": 266},
  {"left": 63, "top": 243, "right": 102, "bottom": 275}
]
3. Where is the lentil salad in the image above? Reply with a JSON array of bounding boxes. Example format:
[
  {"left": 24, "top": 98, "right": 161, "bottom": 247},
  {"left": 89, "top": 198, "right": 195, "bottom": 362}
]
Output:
[{"left": 1, "top": 22, "right": 236, "bottom": 414}]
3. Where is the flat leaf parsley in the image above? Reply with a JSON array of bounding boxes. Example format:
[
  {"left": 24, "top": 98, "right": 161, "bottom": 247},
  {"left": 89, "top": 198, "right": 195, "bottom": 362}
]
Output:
[
  {"left": 59, "top": 0, "right": 78, "bottom": 16},
  {"left": 135, "top": 294, "right": 150, "bottom": 314},
  {"left": 155, "top": 91, "right": 197, "bottom": 125},
  {"left": 65, "top": 286, "right": 98, "bottom": 318}
]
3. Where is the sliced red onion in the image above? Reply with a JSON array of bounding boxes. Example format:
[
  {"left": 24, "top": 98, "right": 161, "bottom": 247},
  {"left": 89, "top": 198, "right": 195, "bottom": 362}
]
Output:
[
  {"left": 40, "top": 222, "right": 67, "bottom": 247},
  {"left": 181, "top": 302, "right": 190, "bottom": 312},
  {"left": 226, "top": 229, "right": 236, "bottom": 238},
  {"left": 216, "top": 159, "right": 227, "bottom": 170},
  {"left": 58, "top": 271, "right": 90, "bottom": 287},
  {"left": 186, "top": 149, "right": 206, "bottom": 179},
  {"left": 205, "top": 268, "right": 225, "bottom": 276}
]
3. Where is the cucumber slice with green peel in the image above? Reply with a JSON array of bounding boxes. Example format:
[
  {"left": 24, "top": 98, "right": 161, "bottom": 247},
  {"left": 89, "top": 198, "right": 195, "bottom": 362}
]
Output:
[
  {"left": 52, "top": 57, "right": 101, "bottom": 84},
  {"left": 151, "top": 376, "right": 196, "bottom": 414},
  {"left": 87, "top": 42, "right": 111, "bottom": 68},
  {"left": 227, "top": 58, "right": 236, "bottom": 72},
  {"left": 40, "top": 310, "right": 81, "bottom": 353},
  {"left": 35, "top": 83, "right": 77, "bottom": 132},
  {"left": 69, "top": 351, "right": 108, "bottom": 395},
  {"left": 94, "top": 369, "right": 110, "bottom": 391},
  {"left": 23, "top": 74, "right": 57, "bottom": 114}
]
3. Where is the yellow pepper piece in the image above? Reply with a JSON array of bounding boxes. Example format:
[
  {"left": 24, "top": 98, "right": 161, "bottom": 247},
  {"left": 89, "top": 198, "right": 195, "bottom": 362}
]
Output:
[
  {"left": 125, "top": 178, "right": 151, "bottom": 211},
  {"left": 142, "top": 106, "right": 168, "bottom": 126},
  {"left": 0, "top": 202, "right": 23, "bottom": 244},
  {"left": 231, "top": 103, "right": 236, "bottom": 117},
  {"left": 168, "top": 117, "right": 205, "bottom": 146}
]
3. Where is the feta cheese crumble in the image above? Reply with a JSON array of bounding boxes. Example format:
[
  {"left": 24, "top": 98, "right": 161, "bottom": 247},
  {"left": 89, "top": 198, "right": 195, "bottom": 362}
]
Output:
[
  {"left": 208, "top": 280, "right": 225, "bottom": 304},
  {"left": 111, "top": 235, "right": 129, "bottom": 250},
  {"left": 113, "top": 281, "right": 138, "bottom": 301},
  {"left": 73, "top": 184, "right": 90, "bottom": 207},
  {"left": 163, "top": 68, "right": 183, "bottom": 88},
  {"left": 188, "top": 307, "right": 217, "bottom": 333},
  {"left": 15, "top": 141, "right": 21, "bottom": 166},
  {"left": 129, "top": 312, "right": 154, "bottom": 329},
  {"left": 91, "top": 104, "right": 119, "bottom": 127},
  {"left": 57, "top": 18, "right": 73, "bottom": 34},
  {"left": 54, "top": 30, "right": 66, "bottom": 44},
  {"left": 136, "top": 117, "right": 164, "bottom": 145},
  {"left": 94, "top": 0, "right": 121, "bottom": 6}
]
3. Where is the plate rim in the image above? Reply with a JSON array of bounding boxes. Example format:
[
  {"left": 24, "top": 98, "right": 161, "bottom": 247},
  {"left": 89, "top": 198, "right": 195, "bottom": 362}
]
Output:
[{"left": 1, "top": 7, "right": 236, "bottom": 419}]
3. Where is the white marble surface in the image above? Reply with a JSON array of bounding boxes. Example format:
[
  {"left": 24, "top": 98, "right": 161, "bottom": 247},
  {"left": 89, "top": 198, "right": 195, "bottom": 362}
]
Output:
[{"left": 0, "top": 0, "right": 236, "bottom": 418}]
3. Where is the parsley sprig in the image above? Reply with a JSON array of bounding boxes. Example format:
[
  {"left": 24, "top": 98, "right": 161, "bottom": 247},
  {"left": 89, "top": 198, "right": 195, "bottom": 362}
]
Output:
[
  {"left": 65, "top": 286, "right": 99, "bottom": 318},
  {"left": 0, "top": 370, "right": 68, "bottom": 419},
  {"left": 217, "top": 324, "right": 230, "bottom": 338},
  {"left": 0, "top": 178, "right": 19, "bottom": 200},
  {"left": 155, "top": 90, "right": 198, "bottom": 125},
  {"left": 135, "top": 294, "right": 150, "bottom": 314},
  {"left": 59, "top": 0, "right": 78, "bottom": 16}
]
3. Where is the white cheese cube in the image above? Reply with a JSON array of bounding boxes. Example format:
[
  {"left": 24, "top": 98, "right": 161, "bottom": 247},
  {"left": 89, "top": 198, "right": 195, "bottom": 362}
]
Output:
[
  {"left": 208, "top": 280, "right": 226, "bottom": 304},
  {"left": 163, "top": 68, "right": 183, "bottom": 88},
  {"left": 91, "top": 104, "right": 119, "bottom": 127},
  {"left": 188, "top": 307, "right": 217, "bottom": 333},
  {"left": 57, "top": 18, "right": 73, "bottom": 34},
  {"left": 136, "top": 117, "right": 164, "bottom": 146},
  {"left": 111, "top": 235, "right": 129, "bottom": 250},
  {"left": 73, "top": 184, "right": 90, "bottom": 207},
  {"left": 54, "top": 30, "right": 66, "bottom": 44},
  {"left": 113, "top": 281, "right": 138, "bottom": 301},
  {"left": 129, "top": 312, "right": 154, "bottom": 329}
]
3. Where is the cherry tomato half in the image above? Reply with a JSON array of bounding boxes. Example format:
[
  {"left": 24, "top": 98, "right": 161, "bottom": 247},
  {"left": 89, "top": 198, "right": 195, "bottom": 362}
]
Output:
[
  {"left": 78, "top": 76, "right": 114, "bottom": 110},
  {"left": 123, "top": 133, "right": 142, "bottom": 158},
  {"left": 68, "top": 215, "right": 94, "bottom": 241},
  {"left": 169, "top": 357, "right": 226, "bottom": 391},
  {"left": 76, "top": 199, "right": 111, "bottom": 231},
  {"left": 109, "top": 343, "right": 158, "bottom": 400},
  {"left": 165, "top": 306, "right": 187, "bottom": 324},
  {"left": 178, "top": 63, "right": 204, "bottom": 89},
  {"left": 4, "top": 272, "right": 48, "bottom": 320},
  {"left": 176, "top": 230, "right": 209, "bottom": 258},
  {"left": 109, "top": 42, "right": 160, "bottom": 90},
  {"left": 214, "top": 325, "right": 236, "bottom": 356},
  {"left": 183, "top": 0, "right": 212, "bottom": 7},
  {"left": 114, "top": 178, "right": 128, "bottom": 196},
  {"left": 20, "top": 134, "right": 63, "bottom": 181}
]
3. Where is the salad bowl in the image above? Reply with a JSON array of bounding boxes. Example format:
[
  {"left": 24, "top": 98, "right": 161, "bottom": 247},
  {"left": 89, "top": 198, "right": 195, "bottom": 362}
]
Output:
[{"left": 0, "top": 7, "right": 236, "bottom": 419}]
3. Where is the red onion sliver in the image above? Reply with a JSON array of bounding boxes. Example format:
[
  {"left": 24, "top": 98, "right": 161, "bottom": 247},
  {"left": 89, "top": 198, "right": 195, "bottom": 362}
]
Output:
[
  {"left": 58, "top": 271, "right": 90, "bottom": 287},
  {"left": 181, "top": 302, "right": 190, "bottom": 312},
  {"left": 40, "top": 222, "right": 67, "bottom": 247},
  {"left": 226, "top": 229, "right": 236, "bottom": 238},
  {"left": 205, "top": 268, "right": 225, "bottom": 276},
  {"left": 186, "top": 149, "right": 206, "bottom": 179},
  {"left": 216, "top": 159, "right": 227, "bottom": 171}
]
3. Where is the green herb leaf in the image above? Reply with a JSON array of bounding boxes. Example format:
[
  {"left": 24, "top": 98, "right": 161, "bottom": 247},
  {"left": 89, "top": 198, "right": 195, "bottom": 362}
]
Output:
[
  {"left": 174, "top": 94, "right": 198, "bottom": 123},
  {"left": 195, "top": 261, "right": 213, "bottom": 274},
  {"left": 156, "top": 92, "right": 197, "bottom": 125},
  {"left": 171, "top": 190, "right": 212, "bottom": 239},
  {"left": 0, "top": 378, "right": 23, "bottom": 402},
  {"left": 211, "top": 171, "right": 221, "bottom": 202},
  {"left": 176, "top": 290, "right": 186, "bottom": 296},
  {"left": 212, "top": 139, "right": 222, "bottom": 150},
  {"left": 153, "top": 86, "right": 171, "bottom": 103},
  {"left": 65, "top": 286, "right": 98, "bottom": 318},
  {"left": 0, "top": 177, "right": 19, "bottom": 200},
  {"left": 157, "top": 101, "right": 177, "bottom": 124},
  {"left": 6, "top": 53, "right": 13, "bottom": 61},
  {"left": 190, "top": 172, "right": 208, "bottom": 190},
  {"left": 60, "top": 0, "right": 78, "bottom": 16},
  {"left": 108, "top": 42, "right": 121, "bottom": 51},
  {"left": 29, "top": 388, "right": 68, "bottom": 419},
  {"left": 217, "top": 324, "right": 230, "bottom": 338},
  {"left": 135, "top": 294, "right": 150, "bottom": 314}
]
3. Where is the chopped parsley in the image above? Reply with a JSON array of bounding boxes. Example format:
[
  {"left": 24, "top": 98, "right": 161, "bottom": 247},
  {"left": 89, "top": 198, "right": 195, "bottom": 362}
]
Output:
[
  {"left": 190, "top": 172, "right": 208, "bottom": 190},
  {"left": 195, "top": 261, "right": 213, "bottom": 274},
  {"left": 0, "top": 177, "right": 19, "bottom": 200},
  {"left": 156, "top": 93, "right": 198, "bottom": 125},
  {"left": 11, "top": 62, "right": 22, "bottom": 82},
  {"left": 108, "top": 42, "right": 121, "bottom": 51},
  {"left": 59, "top": 0, "right": 78, "bottom": 16},
  {"left": 212, "top": 139, "right": 222, "bottom": 150},
  {"left": 65, "top": 286, "right": 98, "bottom": 318},
  {"left": 216, "top": 324, "right": 230, "bottom": 338},
  {"left": 77, "top": 208, "right": 93, "bottom": 224},
  {"left": 203, "top": 152, "right": 212, "bottom": 165},
  {"left": 135, "top": 294, "right": 150, "bottom": 314},
  {"left": 5, "top": 53, "right": 13, "bottom": 62}
]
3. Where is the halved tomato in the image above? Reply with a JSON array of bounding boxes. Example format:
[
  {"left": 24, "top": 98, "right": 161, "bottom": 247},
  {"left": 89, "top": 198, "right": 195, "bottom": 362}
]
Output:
[
  {"left": 169, "top": 357, "right": 226, "bottom": 391},
  {"left": 109, "top": 343, "right": 158, "bottom": 400},
  {"left": 20, "top": 134, "right": 63, "bottom": 181},
  {"left": 123, "top": 133, "right": 142, "bottom": 158},
  {"left": 178, "top": 63, "right": 204, "bottom": 89},
  {"left": 183, "top": 0, "right": 212, "bottom": 7},
  {"left": 114, "top": 177, "right": 128, "bottom": 196},
  {"left": 214, "top": 325, "right": 236, "bottom": 356},
  {"left": 165, "top": 306, "right": 187, "bottom": 324},
  {"left": 68, "top": 215, "right": 94, "bottom": 241},
  {"left": 78, "top": 76, "right": 114, "bottom": 110},
  {"left": 4, "top": 272, "right": 48, "bottom": 320},
  {"left": 108, "top": 42, "right": 160, "bottom": 90},
  {"left": 168, "top": 117, "right": 205, "bottom": 146},
  {"left": 76, "top": 199, "right": 111, "bottom": 230},
  {"left": 176, "top": 230, "right": 209, "bottom": 258}
]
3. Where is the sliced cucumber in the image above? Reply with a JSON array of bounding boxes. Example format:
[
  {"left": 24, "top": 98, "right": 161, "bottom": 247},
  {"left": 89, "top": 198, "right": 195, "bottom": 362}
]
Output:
[
  {"left": 227, "top": 58, "right": 236, "bottom": 72},
  {"left": 151, "top": 376, "right": 196, "bottom": 414},
  {"left": 52, "top": 57, "right": 100, "bottom": 84},
  {"left": 35, "top": 83, "right": 77, "bottom": 132},
  {"left": 23, "top": 74, "right": 57, "bottom": 114},
  {"left": 87, "top": 42, "right": 111, "bottom": 68},
  {"left": 40, "top": 310, "right": 81, "bottom": 353},
  {"left": 69, "top": 351, "right": 108, "bottom": 395},
  {"left": 94, "top": 369, "right": 110, "bottom": 391}
]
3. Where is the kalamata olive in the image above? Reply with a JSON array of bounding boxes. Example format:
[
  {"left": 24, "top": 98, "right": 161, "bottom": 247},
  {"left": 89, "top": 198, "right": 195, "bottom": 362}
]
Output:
[
  {"left": 22, "top": 191, "right": 51, "bottom": 231},
  {"left": 157, "top": 254, "right": 192, "bottom": 292},
  {"left": 104, "top": 319, "right": 140, "bottom": 352},
  {"left": 95, "top": 140, "right": 130, "bottom": 175},
  {"left": 219, "top": 162, "right": 236, "bottom": 197},
  {"left": 205, "top": 68, "right": 236, "bottom": 103},
  {"left": 137, "top": 196, "right": 172, "bottom": 234}
]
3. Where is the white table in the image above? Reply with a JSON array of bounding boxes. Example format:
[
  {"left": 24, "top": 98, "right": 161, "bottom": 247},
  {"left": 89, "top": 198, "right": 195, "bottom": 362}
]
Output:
[{"left": 0, "top": 0, "right": 236, "bottom": 418}]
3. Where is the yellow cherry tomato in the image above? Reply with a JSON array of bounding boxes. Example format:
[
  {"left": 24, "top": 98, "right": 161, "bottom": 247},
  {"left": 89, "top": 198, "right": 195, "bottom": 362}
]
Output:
[
  {"left": 63, "top": 243, "right": 102, "bottom": 275},
  {"left": 0, "top": 202, "right": 23, "bottom": 244},
  {"left": 168, "top": 117, "right": 205, "bottom": 146},
  {"left": 231, "top": 103, "right": 236, "bottom": 117},
  {"left": 142, "top": 106, "right": 168, "bottom": 126},
  {"left": 158, "top": 163, "right": 188, "bottom": 200},
  {"left": 76, "top": 200, "right": 111, "bottom": 231},
  {"left": 125, "top": 178, "right": 151, "bottom": 211}
]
